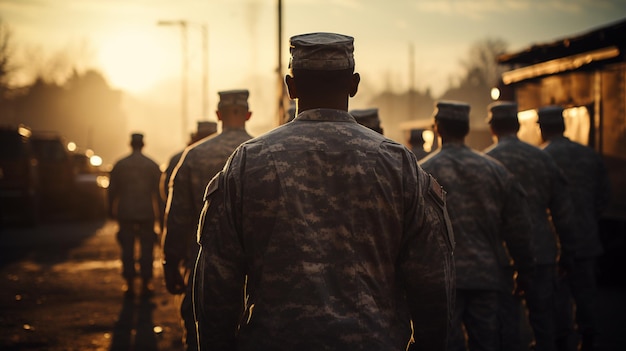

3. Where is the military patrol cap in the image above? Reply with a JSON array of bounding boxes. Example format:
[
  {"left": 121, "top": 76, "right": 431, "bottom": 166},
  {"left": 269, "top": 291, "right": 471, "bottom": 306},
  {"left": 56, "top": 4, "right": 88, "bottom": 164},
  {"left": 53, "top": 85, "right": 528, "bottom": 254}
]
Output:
[
  {"left": 130, "top": 133, "right": 144, "bottom": 146},
  {"left": 409, "top": 129, "right": 425, "bottom": 144},
  {"left": 351, "top": 108, "right": 381, "bottom": 130},
  {"left": 433, "top": 100, "right": 470, "bottom": 123},
  {"left": 487, "top": 101, "right": 518, "bottom": 124},
  {"left": 218, "top": 89, "right": 249, "bottom": 110},
  {"left": 197, "top": 121, "right": 217, "bottom": 135},
  {"left": 537, "top": 105, "right": 564, "bottom": 125},
  {"left": 289, "top": 32, "right": 355, "bottom": 71}
]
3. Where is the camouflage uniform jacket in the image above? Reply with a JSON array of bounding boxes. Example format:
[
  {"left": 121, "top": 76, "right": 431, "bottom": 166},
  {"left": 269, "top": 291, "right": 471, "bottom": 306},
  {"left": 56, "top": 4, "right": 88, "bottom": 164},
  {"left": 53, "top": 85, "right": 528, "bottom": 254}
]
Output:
[
  {"left": 161, "top": 150, "right": 183, "bottom": 203},
  {"left": 163, "top": 127, "right": 252, "bottom": 267},
  {"left": 108, "top": 150, "right": 162, "bottom": 222},
  {"left": 484, "top": 135, "right": 578, "bottom": 265},
  {"left": 194, "top": 109, "right": 455, "bottom": 351},
  {"left": 542, "top": 135, "right": 611, "bottom": 258},
  {"left": 420, "top": 142, "right": 534, "bottom": 292}
]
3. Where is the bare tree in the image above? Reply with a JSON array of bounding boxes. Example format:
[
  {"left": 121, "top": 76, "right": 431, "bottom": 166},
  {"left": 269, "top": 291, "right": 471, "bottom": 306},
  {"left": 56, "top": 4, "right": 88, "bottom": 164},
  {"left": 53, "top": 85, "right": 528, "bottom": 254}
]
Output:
[
  {"left": 439, "top": 37, "right": 509, "bottom": 131},
  {"left": 0, "top": 18, "right": 16, "bottom": 99},
  {"left": 459, "top": 38, "right": 509, "bottom": 89}
]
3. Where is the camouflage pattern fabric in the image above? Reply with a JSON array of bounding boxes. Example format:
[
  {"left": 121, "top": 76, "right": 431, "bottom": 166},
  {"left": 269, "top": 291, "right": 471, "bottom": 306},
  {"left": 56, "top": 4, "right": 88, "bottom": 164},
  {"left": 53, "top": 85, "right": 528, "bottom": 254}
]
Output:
[
  {"left": 450, "top": 289, "right": 501, "bottom": 351},
  {"left": 194, "top": 108, "right": 455, "bottom": 351},
  {"left": 420, "top": 143, "right": 534, "bottom": 292},
  {"left": 411, "top": 147, "right": 430, "bottom": 162},
  {"left": 161, "top": 150, "right": 184, "bottom": 206},
  {"left": 485, "top": 135, "right": 580, "bottom": 351},
  {"left": 541, "top": 135, "right": 610, "bottom": 259},
  {"left": 484, "top": 135, "right": 578, "bottom": 264},
  {"left": 163, "top": 127, "right": 252, "bottom": 351},
  {"left": 542, "top": 135, "right": 611, "bottom": 350},
  {"left": 163, "top": 127, "right": 253, "bottom": 268},
  {"left": 420, "top": 142, "right": 533, "bottom": 351}
]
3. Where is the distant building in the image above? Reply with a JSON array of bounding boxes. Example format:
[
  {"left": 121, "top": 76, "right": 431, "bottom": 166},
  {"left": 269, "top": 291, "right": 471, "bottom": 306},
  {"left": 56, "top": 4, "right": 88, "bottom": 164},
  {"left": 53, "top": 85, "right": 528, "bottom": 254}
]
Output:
[{"left": 495, "top": 18, "right": 626, "bottom": 282}]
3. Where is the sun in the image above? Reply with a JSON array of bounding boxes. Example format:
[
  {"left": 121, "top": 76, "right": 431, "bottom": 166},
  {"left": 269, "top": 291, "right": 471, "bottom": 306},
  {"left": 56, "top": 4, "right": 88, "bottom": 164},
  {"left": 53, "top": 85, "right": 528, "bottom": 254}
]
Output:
[{"left": 97, "top": 28, "right": 178, "bottom": 94}]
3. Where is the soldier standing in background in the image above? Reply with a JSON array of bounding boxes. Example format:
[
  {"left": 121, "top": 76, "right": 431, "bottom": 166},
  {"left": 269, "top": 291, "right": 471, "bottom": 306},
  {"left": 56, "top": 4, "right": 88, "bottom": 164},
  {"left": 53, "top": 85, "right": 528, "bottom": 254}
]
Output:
[
  {"left": 420, "top": 100, "right": 534, "bottom": 351},
  {"left": 409, "top": 128, "right": 430, "bottom": 161},
  {"left": 160, "top": 120, "right": 218, "bottom": 214},
  {"left": 108, "top": 133, "right": 163, "bottom": 298},
  {"left": 193, "top": 32, "right": 454, "bottom": 351},
  {"left": 350, "top": 107, "right": 384, "bottom": 134},
  {"left": 484, "top": 101, "right": 579, "bottom": 351},
  {"left": 162, "top": 90, "right": 253, "bottom": 351},
  {"left": 538, "top": 105, "right": 611, "bottom": 351}
]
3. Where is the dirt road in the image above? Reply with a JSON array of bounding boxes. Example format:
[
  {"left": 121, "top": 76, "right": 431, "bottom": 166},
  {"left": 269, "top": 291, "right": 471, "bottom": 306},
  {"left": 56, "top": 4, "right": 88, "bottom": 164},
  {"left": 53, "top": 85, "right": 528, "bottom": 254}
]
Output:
[
  {"left": 0, "top": 219, "right": 185, "bottom": 351},
  {"left": 1, "top": 219, "right": 625, "bottom": 350}
]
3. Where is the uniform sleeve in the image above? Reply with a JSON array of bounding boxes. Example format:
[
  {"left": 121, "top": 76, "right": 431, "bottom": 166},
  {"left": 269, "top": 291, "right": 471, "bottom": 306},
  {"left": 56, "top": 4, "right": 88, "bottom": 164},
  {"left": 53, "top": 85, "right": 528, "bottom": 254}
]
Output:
[
  {"left": 548, "top": 165, "right": 579, "bottom": 259},
  {"left": 152, "top": 162, "right": 165, "bottom": 227},
  {"left": 501, "top": 180, "right": 535, "bottom": 274},
  {"left": 163, "top": 150, "right": 195, "bottom": 265},
  {"left": 400, "top": 164, "right": 455, "bottom": 351},
  {"left": 193, "top": 154, "right": 246, "bottom": 351}
]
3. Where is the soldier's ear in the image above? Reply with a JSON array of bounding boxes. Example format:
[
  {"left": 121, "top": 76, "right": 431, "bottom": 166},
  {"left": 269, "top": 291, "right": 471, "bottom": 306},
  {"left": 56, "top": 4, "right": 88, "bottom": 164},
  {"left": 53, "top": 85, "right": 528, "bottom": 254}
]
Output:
[
  {"left": 285, "top": 75, "right": 298, "bottom": 99},
  {"left": 349, "top": 73, "right": 360, "bottom": 98}
]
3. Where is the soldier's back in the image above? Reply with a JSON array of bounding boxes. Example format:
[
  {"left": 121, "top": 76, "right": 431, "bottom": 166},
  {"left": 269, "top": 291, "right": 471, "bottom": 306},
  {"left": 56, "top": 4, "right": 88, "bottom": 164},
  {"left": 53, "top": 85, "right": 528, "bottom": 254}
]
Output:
[
  {"left": 485, "top": 136, "right": 574, "bottom": 264},
  {"left": 542, "top": 136, "right": 610, "bottom": 257},
  {"left": 420, "top": 143, "right": 518, "bottom": 291},
  {"left": 110, "top": 152, "right": 160, "bottom": 221}
]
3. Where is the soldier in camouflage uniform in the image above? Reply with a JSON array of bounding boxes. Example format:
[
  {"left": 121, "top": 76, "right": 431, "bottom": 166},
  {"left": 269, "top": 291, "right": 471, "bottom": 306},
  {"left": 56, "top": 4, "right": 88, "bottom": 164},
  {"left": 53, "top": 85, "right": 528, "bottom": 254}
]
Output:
[
  {"left": 538, "top": 106, "right": 611, "bottom": 351},
  {"left": 409, "top": 129, "right": 430, "bottom": 161},
  {"left": 108, "top": 133, "right": 163, "bottom": 298},
  {"left": 193, "top": 32, "right": 455, "bottom": 351},
  {"left": 162, "top": 90, "right": 253, "bottom": 351},
  {"left": 351, "top": 108, "right": 384, "bottom": 134},
  {"left": 483, "top": 102, "right": 579, "bottom": 351},
  {"left": 160, "top": 120, "right": 218, "bottom": 212},
  {"left": 419, "top": 100, "right": 534, "bottom": 351}
]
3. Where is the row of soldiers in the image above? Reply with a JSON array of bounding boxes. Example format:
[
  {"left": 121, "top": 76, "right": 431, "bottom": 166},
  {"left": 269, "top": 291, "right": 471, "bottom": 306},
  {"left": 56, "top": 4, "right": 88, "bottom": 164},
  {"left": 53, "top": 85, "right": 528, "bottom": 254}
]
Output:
[
  {"left": 420, "top": 101, "right": 610, "bottom": 351},
  {"left": 320, "top": 99, "right": 611, "bottom": 351},
  {"left": 106, "top": 32, "right": 610, "bottom": 351}
]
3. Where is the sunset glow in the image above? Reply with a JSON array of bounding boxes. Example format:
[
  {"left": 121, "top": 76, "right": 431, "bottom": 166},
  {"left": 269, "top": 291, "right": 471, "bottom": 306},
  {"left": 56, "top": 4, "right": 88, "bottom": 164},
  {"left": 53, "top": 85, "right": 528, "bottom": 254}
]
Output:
[
  {"left": 2, "top": 0, "right": 624, "bottom": 165},
  {"left": 97, "top": 28, "right": 177, "bottom": 94}
]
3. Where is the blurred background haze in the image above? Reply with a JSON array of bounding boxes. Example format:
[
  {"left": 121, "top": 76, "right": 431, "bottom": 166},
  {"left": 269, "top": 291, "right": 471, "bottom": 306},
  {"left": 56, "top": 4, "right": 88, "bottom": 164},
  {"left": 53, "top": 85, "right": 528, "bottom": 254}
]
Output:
[{"left": 1, "top": 0, "right": 625, "bottom": 167}]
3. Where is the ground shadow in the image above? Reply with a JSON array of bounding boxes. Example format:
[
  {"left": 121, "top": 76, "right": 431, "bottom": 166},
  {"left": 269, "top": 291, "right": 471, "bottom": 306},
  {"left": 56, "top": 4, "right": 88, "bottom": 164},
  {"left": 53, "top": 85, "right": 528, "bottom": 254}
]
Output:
[
  {"left": 0, "top": 219, "right": 106, "bottom": 269},
  {"left": 110, "top": 295, "right": 158, "bottom": 351}
]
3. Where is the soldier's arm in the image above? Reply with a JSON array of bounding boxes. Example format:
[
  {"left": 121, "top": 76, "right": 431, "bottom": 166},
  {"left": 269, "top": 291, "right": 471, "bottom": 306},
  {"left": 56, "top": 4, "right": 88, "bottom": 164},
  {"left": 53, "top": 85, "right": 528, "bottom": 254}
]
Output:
[
  {"left": 153, "top": 164, "right": 165, "bottom": 231},
  {"left": 193, "top": 167, "right": 246, "bottom": 350},
  {"left": 163, "top": 150, "right": 196, "bottom": 265},
  {"left": 501, "top": 181, "right": 535, "bottom": 278},
  {"left": 401, "top": 168, "right": 454, "bottom": 351},
  {"left": 548, "top": 165, "right": 578, "bottom": 262}
]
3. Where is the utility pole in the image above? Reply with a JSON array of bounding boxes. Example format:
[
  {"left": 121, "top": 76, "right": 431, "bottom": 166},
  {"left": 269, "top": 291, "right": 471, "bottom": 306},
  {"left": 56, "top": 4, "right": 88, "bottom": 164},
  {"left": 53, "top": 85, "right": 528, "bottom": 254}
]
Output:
[
  {"left": 409, "top": 43, "right": 415, "bottom": 119},
  {"left": 201, "top": 24, "right": 209, "bottom": 119},
  {"left": 277, "top": 0, "right": 285, "bottom": 126},
  {"left": 157, "top": 20, "right": 189, "bottom": 141}
]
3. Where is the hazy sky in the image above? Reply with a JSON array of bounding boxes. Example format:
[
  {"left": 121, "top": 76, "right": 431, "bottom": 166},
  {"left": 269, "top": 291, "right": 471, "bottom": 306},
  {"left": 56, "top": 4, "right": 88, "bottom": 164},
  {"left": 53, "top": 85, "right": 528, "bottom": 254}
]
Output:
[{"left": 2, "top": 0, "right": 625, "bottom": 163}]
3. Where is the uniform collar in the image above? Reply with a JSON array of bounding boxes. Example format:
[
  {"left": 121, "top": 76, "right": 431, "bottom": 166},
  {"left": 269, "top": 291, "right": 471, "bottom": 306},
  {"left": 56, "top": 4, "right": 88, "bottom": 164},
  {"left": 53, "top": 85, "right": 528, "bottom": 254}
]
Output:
[{"left": 293, "top": 108, "right": 356, "bottom": 123}]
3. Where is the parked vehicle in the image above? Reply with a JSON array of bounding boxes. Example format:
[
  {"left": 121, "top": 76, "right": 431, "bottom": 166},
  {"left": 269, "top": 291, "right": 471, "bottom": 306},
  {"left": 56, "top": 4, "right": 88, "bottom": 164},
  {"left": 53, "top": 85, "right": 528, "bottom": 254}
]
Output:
[
  {"left": 30, "top": 132, "right": 76, "bottom": 220},
  {"left": 0, "top": 125, "right": 40, "bottom": 226},
  {"left": 71, "top": 151, "right": 109, "bottom": 220}
]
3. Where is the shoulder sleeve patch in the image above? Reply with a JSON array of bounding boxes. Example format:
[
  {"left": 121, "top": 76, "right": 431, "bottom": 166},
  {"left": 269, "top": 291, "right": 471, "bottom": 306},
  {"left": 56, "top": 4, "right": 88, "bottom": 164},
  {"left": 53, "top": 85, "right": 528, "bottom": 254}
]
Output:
[{"left": 429, "top": 174, "right": 445, "bottom": 203}]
